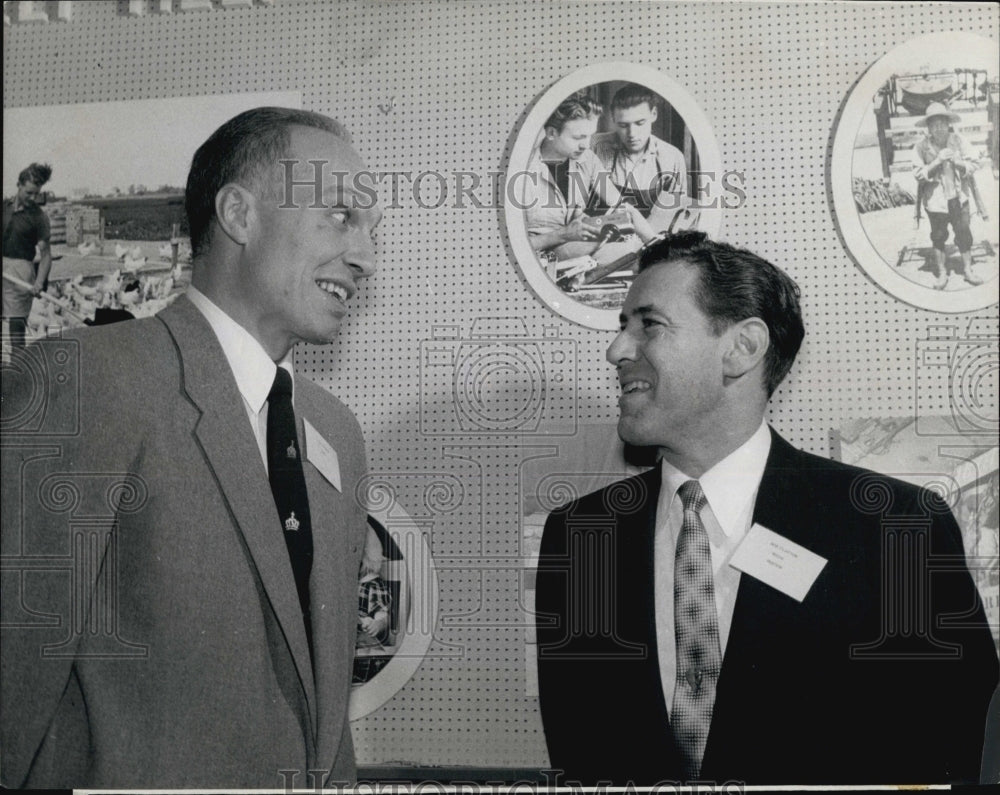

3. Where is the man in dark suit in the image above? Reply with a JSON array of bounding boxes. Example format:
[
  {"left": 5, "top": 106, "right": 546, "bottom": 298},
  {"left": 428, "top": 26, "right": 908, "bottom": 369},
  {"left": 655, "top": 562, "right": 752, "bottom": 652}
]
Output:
[
  {"left": 1, "top": 107, "right": 382, "bottom": 787},
  {"left": 536, "top": 231, "right": 998, "bottom": 785}
]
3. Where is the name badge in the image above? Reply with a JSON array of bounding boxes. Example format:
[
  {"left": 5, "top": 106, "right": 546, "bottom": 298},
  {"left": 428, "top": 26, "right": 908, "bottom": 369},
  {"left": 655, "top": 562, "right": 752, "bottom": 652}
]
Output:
[
  {"left": 729, "top": 523, "right": 827, "bottom": 602},
  {"left": 303, "top": 418, "right": 341, "bottom": 492}
]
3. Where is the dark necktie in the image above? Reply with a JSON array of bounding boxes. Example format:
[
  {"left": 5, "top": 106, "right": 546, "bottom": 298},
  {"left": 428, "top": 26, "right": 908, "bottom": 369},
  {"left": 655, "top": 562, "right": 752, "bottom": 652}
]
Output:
[
  {"left": 671, "top": 479, "right": 722, "bottom": 779},
  {"left": 266, "top": 366, "right": 313, "bottom": 658}
]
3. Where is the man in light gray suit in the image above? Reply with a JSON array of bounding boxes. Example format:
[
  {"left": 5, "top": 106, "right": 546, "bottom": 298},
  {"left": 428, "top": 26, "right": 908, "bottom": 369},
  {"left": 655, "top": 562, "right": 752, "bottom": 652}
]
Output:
[{"left": 1, "top": 107, "right": 382, "bottom": 788}]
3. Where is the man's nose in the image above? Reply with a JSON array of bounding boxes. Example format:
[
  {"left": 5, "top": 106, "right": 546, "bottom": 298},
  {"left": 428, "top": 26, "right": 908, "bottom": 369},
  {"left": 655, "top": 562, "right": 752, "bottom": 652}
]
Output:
[
  {"left": 606, "top": 328, "right": 635, "bottom": 366},
  {"left": 346, "top": 230, "right": 377, "bottom": 279}
]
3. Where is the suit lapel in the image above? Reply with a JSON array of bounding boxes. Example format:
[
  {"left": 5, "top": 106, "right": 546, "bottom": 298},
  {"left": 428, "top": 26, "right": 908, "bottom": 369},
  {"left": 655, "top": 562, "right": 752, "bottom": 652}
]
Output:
[
  {"left": 636, "top": 466, "right": 665, "bottom": 703},
  {"left": 294, "top": 384, "right": 356, "bottom": 772},
  {"left": 722, "top": 429, "right": 816, "bottom": 648},
  {"left": 748, "top": 430, "right": 806, "bottom": 540},
  {"left": 631, "top": 466, "right": 688, "bottom": 772},
  {"left": 157, "top": 298, "right": 318, "bottom": 732},
  {"left": 703, "top": 429, "right": 815, "bottom": 773}
]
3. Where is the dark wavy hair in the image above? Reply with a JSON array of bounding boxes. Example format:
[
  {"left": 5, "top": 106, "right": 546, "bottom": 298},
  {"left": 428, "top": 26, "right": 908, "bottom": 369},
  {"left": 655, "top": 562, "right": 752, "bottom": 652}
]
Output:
[
  {"left": 610, "top": 83, "right": 658, "bottom": 113},
  {"left": 184, "top": 107, "right": 348, "bottom": 258},
  {"left": 638, "top": 230, "right": 805, "bottom": 396},
  {"left": 544, "top": 91, "right": 603, "bottom": 134},
  {"left": 18, "top": 163, "right": 52, "bottom": 187}
]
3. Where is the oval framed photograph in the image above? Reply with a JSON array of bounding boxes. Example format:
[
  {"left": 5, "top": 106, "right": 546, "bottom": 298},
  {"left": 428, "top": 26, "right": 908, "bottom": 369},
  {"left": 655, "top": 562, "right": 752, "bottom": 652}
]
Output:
[
  {"left": 504, "top": 62, "right": 725, "bottom": 330},
  {"left": 349, "top": 504, "right": 439, "bottom": 721},
  {"left": 830, "top": 31, "right": 999, "bottom": 313}
]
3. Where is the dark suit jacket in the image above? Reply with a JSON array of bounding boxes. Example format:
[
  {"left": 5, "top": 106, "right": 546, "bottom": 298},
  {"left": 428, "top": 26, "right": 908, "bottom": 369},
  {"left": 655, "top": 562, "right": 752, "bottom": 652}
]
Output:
[
  {"left": 536, "top": 429, "right": 998, "bottom": 785},
  {"left": 1, "top": 296, "right": 368, "bottom": 788}
]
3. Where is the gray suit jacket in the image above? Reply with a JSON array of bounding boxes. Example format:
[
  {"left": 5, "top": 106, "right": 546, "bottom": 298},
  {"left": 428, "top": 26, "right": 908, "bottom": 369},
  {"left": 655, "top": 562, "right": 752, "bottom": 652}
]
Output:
[{"left": 1, "top": 296, "right": 368, "bottom": 788}]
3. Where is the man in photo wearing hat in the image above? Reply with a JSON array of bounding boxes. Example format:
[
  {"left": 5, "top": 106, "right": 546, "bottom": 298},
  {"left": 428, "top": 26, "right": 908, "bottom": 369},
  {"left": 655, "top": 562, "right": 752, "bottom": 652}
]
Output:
[{"left": 913, "top": 101, "right": 985, "bottom": 288}]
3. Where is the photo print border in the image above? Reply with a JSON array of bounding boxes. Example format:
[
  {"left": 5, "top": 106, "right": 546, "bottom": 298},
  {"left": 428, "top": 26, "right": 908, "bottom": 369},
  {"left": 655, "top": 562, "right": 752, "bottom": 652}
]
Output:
[
  {"left": 504, "top": 61, "right": 724, "bottom": 330},
  {"left": 830, "top": 31, "right": 999, "bottom": 313},
  {"left": 348, "top": 501, "right": 439, "bottom": 721}
]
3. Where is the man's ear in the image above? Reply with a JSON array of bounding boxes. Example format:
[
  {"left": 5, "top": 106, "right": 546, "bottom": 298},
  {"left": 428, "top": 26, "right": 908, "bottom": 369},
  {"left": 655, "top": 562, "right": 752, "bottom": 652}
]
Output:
[
  {"left": 213, "top": 183, "right": 255, "bottom": 246},
  {"left": 722, "top": 317, "right": 769, "bottom": 380}
]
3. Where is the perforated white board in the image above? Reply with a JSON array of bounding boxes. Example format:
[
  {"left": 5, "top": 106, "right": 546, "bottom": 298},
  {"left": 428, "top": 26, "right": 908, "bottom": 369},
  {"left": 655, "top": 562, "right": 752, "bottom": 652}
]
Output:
[{"left": 3, "top": 0, "right": 997, "bottom": 770}]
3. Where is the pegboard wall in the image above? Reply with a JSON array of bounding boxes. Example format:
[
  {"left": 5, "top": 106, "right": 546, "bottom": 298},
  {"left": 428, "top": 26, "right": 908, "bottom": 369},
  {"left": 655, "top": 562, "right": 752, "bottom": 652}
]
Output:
[{"left": 4, "top": 0, "right": 998, "bottom": 771}]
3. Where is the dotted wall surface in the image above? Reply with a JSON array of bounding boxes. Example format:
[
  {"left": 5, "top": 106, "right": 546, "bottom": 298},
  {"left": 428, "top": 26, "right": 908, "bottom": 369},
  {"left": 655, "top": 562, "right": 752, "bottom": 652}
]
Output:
[{"left": 4, "top": 0, "right": 998, "bottom": 770}]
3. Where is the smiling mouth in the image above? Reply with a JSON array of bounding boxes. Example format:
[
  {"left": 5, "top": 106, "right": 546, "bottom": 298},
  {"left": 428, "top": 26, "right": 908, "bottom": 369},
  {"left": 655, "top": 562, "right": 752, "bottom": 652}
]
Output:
[
  {"left": 316, "top": 279, "right": 349, "bottom": 302},
  {"left": 621, "top": 380, "right": 652, "bottom": 395}
]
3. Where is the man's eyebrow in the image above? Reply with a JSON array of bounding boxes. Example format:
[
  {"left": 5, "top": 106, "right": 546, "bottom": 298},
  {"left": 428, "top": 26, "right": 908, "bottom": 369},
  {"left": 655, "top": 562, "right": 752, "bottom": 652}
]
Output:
[
  {"left": 322, "top": 184, "right": 380, "bottom": 213},
  {"left": 619, "top": 304, "right": 653, "bottom": 323},
  {"left": 321, "top": 179, "right": 369, "bottom": 199},
  {"left": 321, "top": 185, "right": 350, "bottom": 202},
  {"left": 620, "top": 304, "right": 671, "bottom": 325}
]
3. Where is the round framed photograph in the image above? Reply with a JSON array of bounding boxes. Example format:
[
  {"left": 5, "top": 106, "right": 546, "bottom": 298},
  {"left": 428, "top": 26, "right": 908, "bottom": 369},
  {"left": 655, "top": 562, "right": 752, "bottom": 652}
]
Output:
[
  {"left": 830, "top": 32, "right": 998, "bottom": 312},
  {"left": 349, "top": 503, "right": 438, "bottom": 721},
  {"left": 504, "top": 62, "right": 725, "bottom": 330}
]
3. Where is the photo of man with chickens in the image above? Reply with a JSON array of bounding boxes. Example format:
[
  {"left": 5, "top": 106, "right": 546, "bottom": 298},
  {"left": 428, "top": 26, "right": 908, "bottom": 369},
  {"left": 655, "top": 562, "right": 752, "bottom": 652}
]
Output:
[
  {"left": 2, "top": 162, "right": 54, "bottom": 352},
  {"left": 1, "top": 96, "right": 311, "bottom": 362},
  {"left": 0, "top": 168, "right": 189, "bottom": 362}
]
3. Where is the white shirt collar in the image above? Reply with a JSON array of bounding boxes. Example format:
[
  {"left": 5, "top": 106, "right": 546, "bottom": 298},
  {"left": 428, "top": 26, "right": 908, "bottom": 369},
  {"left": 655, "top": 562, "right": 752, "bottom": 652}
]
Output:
[
  {"left": 186, "top": 286, "right": 293, "bottom": 413},
  {"left": 659, "top": 419, "right": 772, "bottom": 538}
]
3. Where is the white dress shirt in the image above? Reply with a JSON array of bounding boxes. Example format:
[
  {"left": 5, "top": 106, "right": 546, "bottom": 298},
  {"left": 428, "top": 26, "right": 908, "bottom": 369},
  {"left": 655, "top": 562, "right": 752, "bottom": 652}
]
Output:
[
  {"left": 186, "top": 286, "right": 293, "bottom": 471},
  {"left": 654, "top": 419, "right": 771, "bottom": 717}
]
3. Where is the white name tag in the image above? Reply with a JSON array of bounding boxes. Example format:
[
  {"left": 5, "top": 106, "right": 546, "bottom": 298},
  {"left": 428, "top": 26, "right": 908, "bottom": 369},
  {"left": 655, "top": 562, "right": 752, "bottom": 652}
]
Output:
[
  {"left": 729, "top": 523, "right": 827, "bottom": 602},
  {"left": 303, "top": 418, "right": 341, "bottom": 492}
]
